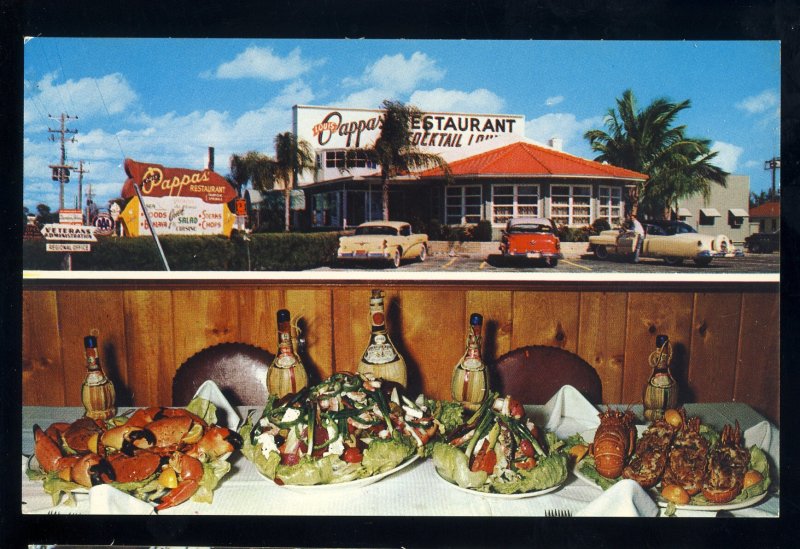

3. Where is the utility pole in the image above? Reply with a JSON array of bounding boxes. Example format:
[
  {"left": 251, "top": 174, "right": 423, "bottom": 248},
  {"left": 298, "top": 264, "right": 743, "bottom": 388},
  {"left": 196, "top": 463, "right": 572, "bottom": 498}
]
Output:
[
  {"left": 764, "top": 156, "right": 780, "bottom": 198},
  {"left": 48, "top": 113, "right": 78, "bottom": 211},
  {"left": 76, "top": 161, "right": 88, "bottom": 221}
]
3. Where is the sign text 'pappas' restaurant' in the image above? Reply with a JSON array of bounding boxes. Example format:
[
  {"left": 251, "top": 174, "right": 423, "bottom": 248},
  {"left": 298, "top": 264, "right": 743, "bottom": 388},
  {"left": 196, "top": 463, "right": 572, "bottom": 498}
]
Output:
[{"left": 297, "top": 105, "right": 525, "bottom": 151}]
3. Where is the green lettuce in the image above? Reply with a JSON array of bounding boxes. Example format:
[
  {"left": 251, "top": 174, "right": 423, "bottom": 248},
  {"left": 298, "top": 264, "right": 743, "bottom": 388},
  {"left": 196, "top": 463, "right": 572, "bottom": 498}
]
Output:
[
  {"left": 275, "top": 454, "right": 363, "bottom": 485},
  {"left": 427, "top": 399, "right": 466, "bottom": 433},
  {"left": 431, "top": 442, "right": 488, "bottom": 489},
  {"left": 238, "top": 417, "right": 281, "bottom": 479},
  {"left": 41, "top": 473, "right": 81, "bottom": 507},
  {"left": 361, "top": 436, "right": 415, "bottom": 475},
  {"left": 186, "top": 397, "right": 218, "bottom": 425},
  {"left": 490, "top": 453, "right": 568, "bottom": 494},
  {"left": 732, "top": 445, "right": 772, "bottom": 502},
  {"left": 578, "top": 455, "right": 620, "bottom": 491},
  {"left": 192, "top": 460, "right": 232, "bottom": 504}
]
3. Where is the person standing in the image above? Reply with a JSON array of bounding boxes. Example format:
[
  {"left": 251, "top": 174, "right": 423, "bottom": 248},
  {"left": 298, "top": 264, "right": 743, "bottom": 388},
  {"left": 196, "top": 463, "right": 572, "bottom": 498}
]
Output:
[{"left": 626, "top": 213, "right": 645, "bottom": 263}]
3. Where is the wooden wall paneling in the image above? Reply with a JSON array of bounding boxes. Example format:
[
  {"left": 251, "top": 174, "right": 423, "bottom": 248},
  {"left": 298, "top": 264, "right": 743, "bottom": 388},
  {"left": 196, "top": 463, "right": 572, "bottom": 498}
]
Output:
[
  {"left": 389, "top": 288, "right": 465, "bottom": 399},
  {"left": 735, "top": 293, "right": 780, "bottom": 425},
  {"left": 331, "top": 287, "right": 370, "bottom": 376},
  {"left": 22, "top": 290, "right": 65, "bottom": 405},
  {"left": 56, "top": 291, "right": 127, "bottom": 406},
  {"left": 622, "top": 292, "right": 694, "bottom": 406},
  {"left": 122, "top": 290, "right": 175, "bottom": 406},
  {"left": 170, "top": 289, "right": 241, "bottom": 373},
  {"left": 286, "top": 288, "right": 334, "bottom": 384},
  {"left": 578, "top": 292, "right": 628, "bottom": 404},
  {"left": 237, "top": 288, "right": 284, "bottom": 351},
  {"left": 687, "top": 293, "right": 743, "bottom": 403},
  {"left": 465, "top": 289, "right": 513, "bottom": 365},
  {"left": 510, "top": 291, "right": 580, "bottom": 352}
]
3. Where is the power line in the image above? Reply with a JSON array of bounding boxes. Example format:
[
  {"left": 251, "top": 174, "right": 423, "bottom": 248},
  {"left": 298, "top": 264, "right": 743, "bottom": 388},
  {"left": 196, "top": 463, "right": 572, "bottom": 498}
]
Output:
[{"left": 48, "top": 113, "right": 78, "bottom": 211}]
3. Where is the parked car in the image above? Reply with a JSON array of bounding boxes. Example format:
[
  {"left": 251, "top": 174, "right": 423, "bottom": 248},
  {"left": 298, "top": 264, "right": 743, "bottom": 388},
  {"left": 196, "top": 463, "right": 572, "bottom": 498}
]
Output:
[
  {"left": 337, "top": 221, "right": 428, "bottom": 268},
  {"left": 499, "top": 217, "right": 562, "bottom": 267},
  {"left": 588, "top": 220, "right": 743, "bottom": 266},
  {"left": 744, "top": 230, "right": 780, "bottom": 253}
]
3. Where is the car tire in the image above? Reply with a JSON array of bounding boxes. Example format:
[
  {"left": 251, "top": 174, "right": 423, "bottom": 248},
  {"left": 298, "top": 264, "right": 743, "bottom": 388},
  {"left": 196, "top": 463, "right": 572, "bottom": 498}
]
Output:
[
  {"left": 594, "top": 245, "right": 609, "bottom": 260},
  {"left": 389, "top": 249, "right": 401, "bottom": 268},
  {"left": 693, "top": 257, "right": 713, "bottom": 267},
  {"left": 663, "top": 256, "right": 684, "bottom": 266},
  {"left": 547, "top": 257, "right": 559, "bottom": 268},
  {"left": 418, "top": 245, "right": 427, "bottom": 262},
  {"left": 750, "top": 243, "right": 761, "bottom": 254}
]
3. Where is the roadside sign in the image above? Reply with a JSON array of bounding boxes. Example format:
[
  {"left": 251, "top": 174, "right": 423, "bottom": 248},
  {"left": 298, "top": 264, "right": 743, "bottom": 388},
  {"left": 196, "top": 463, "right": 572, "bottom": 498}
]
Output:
[
  {"left": 41, "top": 223, "right": 98, "bottom": 242},
  {"left": 93, "top": 212, "right": 115, "bottom": 236},
  {"left": 235, "top": 198, "right": 247, "bottom": 216},
  {"left": 59, "top": 209, "right": 83, "bottom": 225},
  {"left": 46, "top": 243, "right": 91, "bottom": 252}
]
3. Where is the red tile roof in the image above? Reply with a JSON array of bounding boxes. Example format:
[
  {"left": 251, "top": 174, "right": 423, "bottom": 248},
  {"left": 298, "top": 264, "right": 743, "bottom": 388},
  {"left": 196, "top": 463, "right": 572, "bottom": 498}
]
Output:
[
  {"left": 749, "top": 201, "right": 780, "bottom": 218},
  {"left": 417, "top": 140, "right": 648, "bottom": 181}
]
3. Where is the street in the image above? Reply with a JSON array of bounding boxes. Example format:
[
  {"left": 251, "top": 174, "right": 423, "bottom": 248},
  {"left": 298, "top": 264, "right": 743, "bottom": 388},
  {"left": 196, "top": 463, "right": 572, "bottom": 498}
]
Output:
[{"left": 314, "top": 252, "right": 780, "bottom": 274}]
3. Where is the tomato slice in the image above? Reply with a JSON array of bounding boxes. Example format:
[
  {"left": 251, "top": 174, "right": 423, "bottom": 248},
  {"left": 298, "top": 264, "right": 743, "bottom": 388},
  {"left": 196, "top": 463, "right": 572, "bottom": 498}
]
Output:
[
  {"left": 342, "top": 446, "right": 363, "bottom": 464},
  {"left": 518, "top": 439, "right": 535, "bottom": 457},
  {"left": 470, "top": 439, "right": 497, "bottom": 474}
]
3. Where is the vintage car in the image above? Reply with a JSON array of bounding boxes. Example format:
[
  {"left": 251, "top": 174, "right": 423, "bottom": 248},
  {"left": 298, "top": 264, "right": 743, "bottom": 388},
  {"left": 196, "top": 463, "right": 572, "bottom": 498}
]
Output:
[
  {"left": 337, "top": 221, "right": 428, "bottom": 268},
  {"left": 499, "top": 217, "right": 562, "bottom": 267},
  {"left": 744, "top": 229, "right": 780, "bottom": 253},
  {"left": 588, "top": 220, "right": 743, "bottom": 266}
]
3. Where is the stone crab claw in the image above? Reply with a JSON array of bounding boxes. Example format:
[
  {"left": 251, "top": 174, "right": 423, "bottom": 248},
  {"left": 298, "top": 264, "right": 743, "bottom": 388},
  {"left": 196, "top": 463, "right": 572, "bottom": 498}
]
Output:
[
  {"left": 155, "top": 453, "right": 205, "bottom": 511},
  {"left": 107, "top": 449, "right": 164, "bottom": 484},
  {"left": 187, "top": 426, "right": 243, "bottom": 461},
  {"left": 70, "top": 453, "right": 115, "bottom": 487}
]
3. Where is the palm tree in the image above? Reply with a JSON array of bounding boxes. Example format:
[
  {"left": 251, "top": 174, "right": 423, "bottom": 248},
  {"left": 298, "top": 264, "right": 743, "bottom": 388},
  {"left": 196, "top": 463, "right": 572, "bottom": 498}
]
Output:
[
  {"left": 229, "top": 151, "right": 275, "bottom": 196},
  {"left": 347, "top": 99, "right": 451, "bottom": 221},
  {"left": 584, "top": 89, "right": 728, "bottom": 219},
  {"left": 273, "top": 132, "right": 315, "bottom": 232}
]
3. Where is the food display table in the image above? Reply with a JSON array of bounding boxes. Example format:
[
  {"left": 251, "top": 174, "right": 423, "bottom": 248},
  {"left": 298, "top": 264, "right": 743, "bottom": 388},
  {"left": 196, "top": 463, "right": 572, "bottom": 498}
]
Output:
[{"left": 21, "top": 402, "right": 779, "bottom": 518}]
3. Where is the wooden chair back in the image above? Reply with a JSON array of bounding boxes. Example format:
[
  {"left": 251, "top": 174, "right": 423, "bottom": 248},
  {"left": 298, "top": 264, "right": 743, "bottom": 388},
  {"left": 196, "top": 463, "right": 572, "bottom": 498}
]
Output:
[
  {"left": 493, "top": 345, "right": 602, "bottom": 404},
  {"left": 172, "top": 342, "right": 273, "bottom": 407}
]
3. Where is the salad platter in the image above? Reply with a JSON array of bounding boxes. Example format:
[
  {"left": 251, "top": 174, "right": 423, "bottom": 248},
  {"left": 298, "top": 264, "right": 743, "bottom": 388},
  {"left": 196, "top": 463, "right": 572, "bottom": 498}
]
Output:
[
  {"left": 431, "top": 394, "right": 569, "bottom": 497},
  {"left": 434, "top": 469, "right": 563, "bottom": 499},
  {"left": 240, "top": 372, "right": 438, "bottom": 489},
  {"left": 570, "top": 408, "right": 772, "bottom": 511}
]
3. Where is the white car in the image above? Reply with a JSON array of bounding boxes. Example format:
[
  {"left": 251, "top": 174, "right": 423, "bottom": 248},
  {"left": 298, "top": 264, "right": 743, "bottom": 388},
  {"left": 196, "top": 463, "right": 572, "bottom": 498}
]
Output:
[
  {"left": 337, "top": 221, "right": 428, "bottom": 268},
  {"left": 588, "top": 220, "right": 743, "bottom": 266}
]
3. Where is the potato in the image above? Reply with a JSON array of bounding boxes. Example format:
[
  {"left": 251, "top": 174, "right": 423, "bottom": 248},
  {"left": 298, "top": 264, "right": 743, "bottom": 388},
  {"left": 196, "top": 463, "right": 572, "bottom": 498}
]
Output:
[{"left": 661, "top": 484, "right": 690, "bottom": 505}]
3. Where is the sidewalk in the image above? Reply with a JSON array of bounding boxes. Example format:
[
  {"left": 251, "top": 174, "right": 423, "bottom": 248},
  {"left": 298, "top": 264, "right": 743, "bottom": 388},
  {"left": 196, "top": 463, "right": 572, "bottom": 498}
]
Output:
[{"left": 428, "top": 241, "right": 589, "bottom": 259}]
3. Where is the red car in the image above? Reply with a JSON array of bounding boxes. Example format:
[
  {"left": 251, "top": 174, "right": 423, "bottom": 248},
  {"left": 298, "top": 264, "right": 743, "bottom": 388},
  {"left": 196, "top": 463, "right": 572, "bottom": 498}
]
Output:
[{"left": 499, "top": 217, "right": 562, "bottom": 267}]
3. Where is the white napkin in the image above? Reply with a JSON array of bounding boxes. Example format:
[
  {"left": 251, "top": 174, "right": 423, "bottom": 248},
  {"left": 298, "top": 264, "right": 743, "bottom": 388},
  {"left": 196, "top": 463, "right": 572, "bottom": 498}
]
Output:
[
  {"left": 744, "top": 420, "right": 780, "bottom": 485},
  {"left": 192, "top": 379, "right": 241, "bottom": 429},
  {"left": 89, "top": 484, "right": 155, "bottom": 515},
  {"left": 538, "top": 385, "right": 601, "bottom": 439},
  {"left": 575, "top": 479, "right": 659, "bottom": 517}
]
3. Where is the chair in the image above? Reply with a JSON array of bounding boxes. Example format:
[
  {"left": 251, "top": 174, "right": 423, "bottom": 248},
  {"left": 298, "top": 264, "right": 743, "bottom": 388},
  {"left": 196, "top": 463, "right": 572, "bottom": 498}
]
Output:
[
  {"left": 493, "top": 345, "right": 602, "bottom": 404},
  {"left": 172, "top": 342, "right": 274, "bottom": 407}
]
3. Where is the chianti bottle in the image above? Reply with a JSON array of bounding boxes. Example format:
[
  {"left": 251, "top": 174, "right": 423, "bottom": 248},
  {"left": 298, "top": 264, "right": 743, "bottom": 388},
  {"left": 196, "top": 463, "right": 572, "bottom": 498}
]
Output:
[
  {"left": 80, "top": 335, "right": 116, "bottom": 420},
  {"left": 356, "top": 289, "right": 407, "bottom": 387},
  {"left": 266, "top": 309, "right": 309, "bottom": 398},
  {"left": 643, "top": 334, "right": 679, "bottom": 421},
  {"left": 450, "top": 313, "right": 489, "bottom": 408}
]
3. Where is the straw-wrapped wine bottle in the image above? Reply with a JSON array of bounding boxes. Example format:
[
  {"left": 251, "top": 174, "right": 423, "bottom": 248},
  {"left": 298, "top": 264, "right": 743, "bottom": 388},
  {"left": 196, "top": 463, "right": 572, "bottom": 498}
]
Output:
[
  {"left": 450, "top": 313, "right": 489, "bottom": 409},
  {"left": 643, "top": 334, "right": 679, "bottom": 421},
  {"left": 357, "top": 289, "right": 407, "bottom": 387},
  {"left": 80, "top": 335, "right": 116, "bottom": 420},
  {"left": 266, "top": 309, "right": 308, "bottom": 398}
]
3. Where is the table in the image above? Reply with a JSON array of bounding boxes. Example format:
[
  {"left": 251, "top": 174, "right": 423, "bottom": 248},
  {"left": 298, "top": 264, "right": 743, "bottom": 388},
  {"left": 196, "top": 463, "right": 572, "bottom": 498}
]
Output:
[{"left": 21, "top": 403, "right": 780, "bottom": 518}]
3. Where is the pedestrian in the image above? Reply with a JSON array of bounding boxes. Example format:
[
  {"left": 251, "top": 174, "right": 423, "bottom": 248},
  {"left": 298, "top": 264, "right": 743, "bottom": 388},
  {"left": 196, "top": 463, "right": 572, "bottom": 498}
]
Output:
[{"left": 624, "top": 213, "right": 645, "bottom": 263}]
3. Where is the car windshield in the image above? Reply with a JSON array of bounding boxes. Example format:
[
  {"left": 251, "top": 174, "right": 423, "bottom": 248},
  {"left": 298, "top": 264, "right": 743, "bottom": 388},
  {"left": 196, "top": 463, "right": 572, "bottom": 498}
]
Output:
[
  {"left": 659, "top": 222, "right": 697, "bottom": 236},
  {"left": 508, "top": 224, "right": 551, "bottom": 233},
  {"left": 354, "top": 226, "right": 398, "bottom": 236}
]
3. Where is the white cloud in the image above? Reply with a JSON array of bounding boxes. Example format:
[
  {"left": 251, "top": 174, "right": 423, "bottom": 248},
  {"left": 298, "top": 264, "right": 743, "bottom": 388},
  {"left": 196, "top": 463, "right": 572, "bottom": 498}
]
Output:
[
  {"left": 545, "top": 96, "right": 564, "bottom": 107},
  {"left": 711, "top": 141, "right": 743, "bottom": 173},
  {"left": 345, "top": 52, "right": 444, "bottom": 95},
  {"left": 409, "top": 88, "right": 505, "bottom": 113},
  {"left": 736, "top": 89, "right": 779, "bottom": 114},
  {"left": 525, "top": 113, "right": 603, "bottom": 150},
  {"left": 208, "top": 46, "right": 322, "bottom": 81},
  {"left": 24, "top": 72, "right": 137, "bottom": 125},
  {"left": 339, "top": 88, "right": 394, "bottom": 109}
]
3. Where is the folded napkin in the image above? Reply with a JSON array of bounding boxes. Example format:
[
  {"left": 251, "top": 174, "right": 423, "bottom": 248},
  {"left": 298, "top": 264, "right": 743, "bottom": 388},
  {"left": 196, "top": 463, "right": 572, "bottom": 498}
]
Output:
[
  {"left": 744, "top": 420, "right": 780, "bottom": 485},
  {"left": 575, "top": 479, "right": 659, "bottom": 517},
  {"left": 192, "top": 379, "right": 241, "bottom": 430},
  {"left": 89, "top": 484, "right": 155, "bottom": 515},
  {"left": 538, "top": 385, "right": 601, "bottom": 440}
]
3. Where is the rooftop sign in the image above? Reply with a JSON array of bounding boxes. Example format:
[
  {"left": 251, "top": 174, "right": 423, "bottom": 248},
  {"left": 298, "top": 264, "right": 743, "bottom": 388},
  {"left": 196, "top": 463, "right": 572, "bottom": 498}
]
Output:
[{"left": 121, "top": 158, "right": 237, "bottom": 204}]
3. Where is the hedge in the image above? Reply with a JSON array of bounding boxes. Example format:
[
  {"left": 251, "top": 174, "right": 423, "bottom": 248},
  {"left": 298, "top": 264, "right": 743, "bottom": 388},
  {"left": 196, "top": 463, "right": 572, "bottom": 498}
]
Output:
[{"left": 22, "top": 232, "right": 342, "bottom": 271}]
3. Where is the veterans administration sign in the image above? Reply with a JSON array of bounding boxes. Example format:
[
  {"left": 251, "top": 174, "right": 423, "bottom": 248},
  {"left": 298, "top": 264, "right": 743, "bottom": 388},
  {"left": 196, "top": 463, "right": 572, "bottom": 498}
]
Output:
[{"left": 41, "top": 224, "right": 98, "bottom": 242}]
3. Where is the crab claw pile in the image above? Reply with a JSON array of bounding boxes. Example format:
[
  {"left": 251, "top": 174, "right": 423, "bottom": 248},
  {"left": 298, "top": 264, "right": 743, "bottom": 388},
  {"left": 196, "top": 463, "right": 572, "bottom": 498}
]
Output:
[{"left": 33, "top": 406, "right": 242, "bottom": 511}]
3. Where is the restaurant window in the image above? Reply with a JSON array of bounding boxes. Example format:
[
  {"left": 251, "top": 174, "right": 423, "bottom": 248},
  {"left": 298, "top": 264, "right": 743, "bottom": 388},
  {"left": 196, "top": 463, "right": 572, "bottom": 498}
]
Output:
[
  {"left": 312, "top": 192, "right": 339, "bottom": 227},
  {"left": 550, "top": 185, "right": 592, "bottom": 226},
  {"left": 325, "top": 150, "right": 375, "bottom": 169},
  {"left": 491, "top": 184, "right": 540, "bottom": 225},
  {"left": 597, "top": 186, "right": 623, "bottom": 225},
  {"left": 446, "top": 185, "right": 482, "bottom": 224}
]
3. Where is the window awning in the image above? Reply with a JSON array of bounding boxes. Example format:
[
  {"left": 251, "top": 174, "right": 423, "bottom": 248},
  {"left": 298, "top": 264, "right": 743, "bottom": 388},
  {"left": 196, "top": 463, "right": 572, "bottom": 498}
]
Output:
[
  {"left": 729, "top": 208, "right": 749, "bottom": 217},
  {"left": 700, "top": 208, "right": 721, "bottom": 217},
  {"left": 676, "top": 207, "right": 692, "bottom": 217}
]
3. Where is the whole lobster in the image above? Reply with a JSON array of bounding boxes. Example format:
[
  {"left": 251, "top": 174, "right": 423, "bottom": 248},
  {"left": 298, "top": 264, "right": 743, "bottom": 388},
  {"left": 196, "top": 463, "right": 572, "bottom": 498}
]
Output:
[{"left": 590, "top": 409, "right": 637, "bottom": 478}]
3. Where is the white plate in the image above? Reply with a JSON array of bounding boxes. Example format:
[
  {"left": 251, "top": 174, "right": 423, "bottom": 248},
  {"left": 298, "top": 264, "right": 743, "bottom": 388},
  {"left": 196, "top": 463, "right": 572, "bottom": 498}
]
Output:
[
  {"left": 26, "top": 455, "right": 90, "bottom": 493},
  {"left": 434, "top": 469, "right": 565, "bottom": 499},
  {"left": 574, "top": 428, "right": 770, "bottom": 511},
  {"left": 260, "top": 454, "right": 419, "bottom": 493}
]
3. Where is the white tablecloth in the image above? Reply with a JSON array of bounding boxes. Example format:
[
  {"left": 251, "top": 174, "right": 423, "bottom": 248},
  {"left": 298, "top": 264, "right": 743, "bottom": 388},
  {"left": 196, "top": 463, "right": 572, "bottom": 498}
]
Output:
[{"left": 21, "top": 400, "right": 779, "bottom": 518}]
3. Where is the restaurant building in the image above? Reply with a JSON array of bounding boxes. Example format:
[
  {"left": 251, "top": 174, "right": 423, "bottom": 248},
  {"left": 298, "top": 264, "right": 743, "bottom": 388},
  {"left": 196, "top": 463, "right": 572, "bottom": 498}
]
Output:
[{"left": 292, "top": 105, "right": 647, "bottom": 237}]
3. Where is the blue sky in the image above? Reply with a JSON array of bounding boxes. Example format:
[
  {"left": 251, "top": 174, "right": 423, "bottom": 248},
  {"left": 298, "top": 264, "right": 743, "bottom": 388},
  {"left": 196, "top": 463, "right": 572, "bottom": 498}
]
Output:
[{"left": 23, "top": 38, "right": 780, "bottom": 212}]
